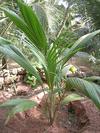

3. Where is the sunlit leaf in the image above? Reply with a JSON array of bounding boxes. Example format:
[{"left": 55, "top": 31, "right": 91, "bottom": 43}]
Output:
[{"left": 62, "top": 93, "right": 84, "bottom": 105}]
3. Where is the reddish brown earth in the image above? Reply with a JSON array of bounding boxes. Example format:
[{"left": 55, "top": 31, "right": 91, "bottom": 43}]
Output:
[{"left": 0, "top": 82, "right": 100, "bottom": 133}]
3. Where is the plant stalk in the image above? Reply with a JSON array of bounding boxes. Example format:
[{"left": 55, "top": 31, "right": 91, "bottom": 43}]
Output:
[{"left": 48, "top": 89, "right": 56, "bottom": 125}]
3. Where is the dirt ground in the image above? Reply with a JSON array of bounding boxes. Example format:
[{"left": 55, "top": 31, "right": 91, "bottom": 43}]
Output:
[
  {"left": 0, "top": 82, "right": 100, "bottom": 133},
  {"left": 0, "top": 58, "right": 100, "bottom": 133}
]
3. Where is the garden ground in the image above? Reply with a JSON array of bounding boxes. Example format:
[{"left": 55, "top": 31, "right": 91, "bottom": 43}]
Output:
[
  {"left": 0, "top": 82, "right": 100, "bottom": 133},
  {"left": 0, "top": 58, "right": 100, "bottom": 133}
]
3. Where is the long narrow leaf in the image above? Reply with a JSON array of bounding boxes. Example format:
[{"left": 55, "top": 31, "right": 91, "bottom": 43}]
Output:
[
  {"left": 17, "top": 0, "right": 48, "bottom": 53},
  {"left": 46, "top": 44, "right": 58, "bottom": 88},
  {"left": 65, "top": 77, "right": 100, "bottom": 109},
  {"left": 0, "top": 0, "right": 47, "bottom": 54},
  {"left": 62, "top": 93, "right": 84, "bottom": 105},
  {"left": 84, "top": 76, "right": 100, "bottom": 82},
  {"left": 33, "top": 3, "right": 48, "bottom": 32},
  {"left": 61, "top": 30, "right": 100, "bottom": 65},
  {"left": 0, "top": 98, "right": 35, "bottom": 108},
  {"left": 0, "top": 8, "right": 37, "bottom": 45},
  {"left": 24, "top": 39, "right": 47, "bottom": 69},
  {"left": 0, "top": 37, "right": 42, "bottom": 83},
  {"left": 8, "top": 100, "right": 37, "bottom": 117},
  {"left": 0, "top": 98, "right": 37, "bottom": 124}
]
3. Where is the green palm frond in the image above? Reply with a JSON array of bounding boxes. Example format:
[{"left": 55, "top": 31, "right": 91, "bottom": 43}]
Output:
[
  {"left": 61, "top": 29, "right": 100, "bottom": 65},
  {"left": 0, "top": 0, "right": 48, "bottom": 54},
  {"left": 84, "top": 76, "right": 100, "bottom": 82},
  {"left": 65, "top": 77, "right": 100, "bottom": 109},
  {"left": 33, "top": 3, "right": 49, "bottom": 33},
  {"left": 0, "top": 37, "right": 42, "bottom": 83},
  {"left": 23, "top": 39, "right": 47, "bottom": 69},
  {"left": 45, "top": 44, "right": 59, "bottom": 88},
  {"left": 62, "top": 93, "right": 84, "bottom": 105},
  {"left": 0, "top": 98, "right": 37, "bottom": 124},
  {"left": 17, "top": 0, "right": 48, "bottom": 53}
]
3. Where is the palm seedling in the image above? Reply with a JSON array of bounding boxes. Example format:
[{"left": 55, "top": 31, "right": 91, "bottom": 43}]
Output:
[{"left": 0, "top": 0, "right": 100, "bottom": 125}]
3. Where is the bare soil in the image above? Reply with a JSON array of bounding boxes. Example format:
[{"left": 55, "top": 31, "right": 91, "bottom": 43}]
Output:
[
  {"left": 0, "top": 59, "right": 100, "bottom": 133},
  {"left": 0, "top": 82, "right": 100, "bottom": 133}
]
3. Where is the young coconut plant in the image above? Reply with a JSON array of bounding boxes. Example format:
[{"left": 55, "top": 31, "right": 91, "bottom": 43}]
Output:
[{"left": 0, "top": 0, "right": 100, "bottom": 125}]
